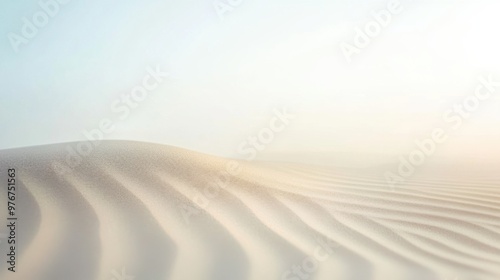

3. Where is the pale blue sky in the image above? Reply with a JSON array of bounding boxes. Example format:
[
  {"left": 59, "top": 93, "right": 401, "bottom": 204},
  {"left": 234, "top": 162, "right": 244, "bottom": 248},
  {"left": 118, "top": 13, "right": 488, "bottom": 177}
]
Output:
[{"left": 1, "top": 0, "right": 499, "bottom": 160}]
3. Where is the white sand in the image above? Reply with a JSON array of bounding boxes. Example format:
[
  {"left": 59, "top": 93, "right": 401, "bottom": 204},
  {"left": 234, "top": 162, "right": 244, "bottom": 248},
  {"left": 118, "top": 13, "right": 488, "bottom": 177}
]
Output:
[{"left": 0, "top": 141, "right": 499, "bottom": 280}]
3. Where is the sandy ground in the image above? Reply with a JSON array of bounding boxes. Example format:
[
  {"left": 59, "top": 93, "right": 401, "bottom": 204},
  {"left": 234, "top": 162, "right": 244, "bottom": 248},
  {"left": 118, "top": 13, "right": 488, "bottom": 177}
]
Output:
[{"left": 0, "top": 141, "right": 499, "bottom": 280}]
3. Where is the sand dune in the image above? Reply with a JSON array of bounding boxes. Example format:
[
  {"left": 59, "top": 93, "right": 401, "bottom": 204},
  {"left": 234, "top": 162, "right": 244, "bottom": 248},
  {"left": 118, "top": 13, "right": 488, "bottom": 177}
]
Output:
[{"left": 0, "top": 141, "right": 499, "bottom": 280}]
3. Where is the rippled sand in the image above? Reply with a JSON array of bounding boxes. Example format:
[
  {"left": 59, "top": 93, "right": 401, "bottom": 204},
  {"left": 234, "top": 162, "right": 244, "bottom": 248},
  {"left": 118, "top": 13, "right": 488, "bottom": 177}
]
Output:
[{"left": 0, "top": 141, "right": 499, "bottom": 280}]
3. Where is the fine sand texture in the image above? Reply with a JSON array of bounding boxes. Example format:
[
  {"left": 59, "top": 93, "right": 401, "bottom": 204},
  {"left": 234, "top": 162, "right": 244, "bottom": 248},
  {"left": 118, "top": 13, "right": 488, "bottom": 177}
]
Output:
[{"left": 0, "top": 141, "right": 499, "bottom": 280}]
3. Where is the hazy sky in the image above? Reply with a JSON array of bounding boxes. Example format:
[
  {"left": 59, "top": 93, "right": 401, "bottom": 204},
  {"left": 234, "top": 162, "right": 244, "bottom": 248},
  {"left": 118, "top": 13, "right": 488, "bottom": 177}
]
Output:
[{"left": 1, "top": 0, "right": 499, "bottom": 161}]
